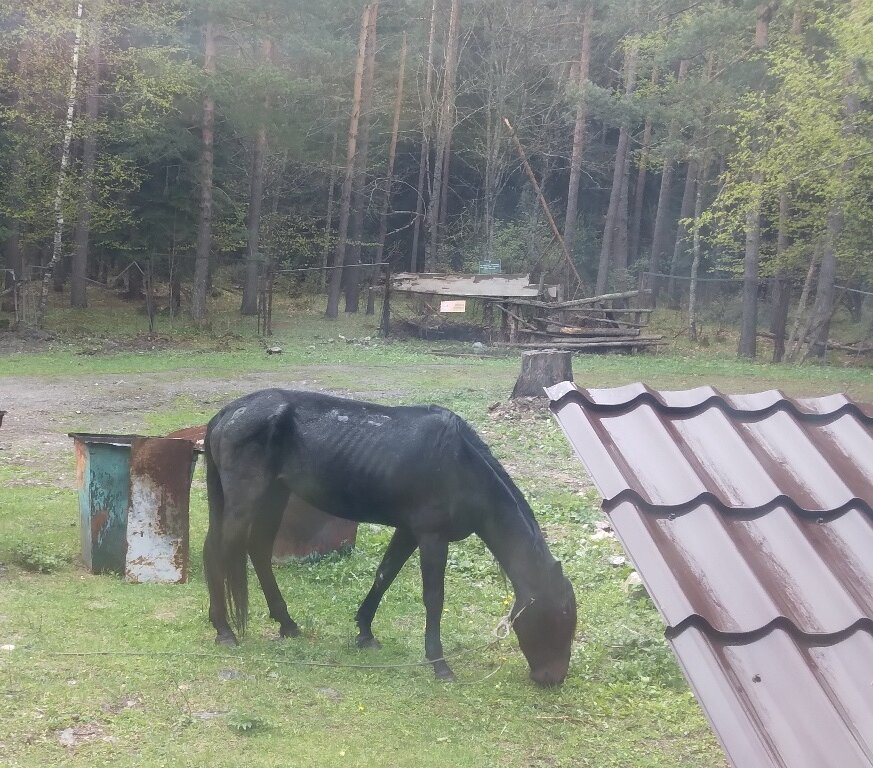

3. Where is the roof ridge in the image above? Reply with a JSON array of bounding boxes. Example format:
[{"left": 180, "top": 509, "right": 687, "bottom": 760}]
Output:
[
  {"left": 603, "top": 489, "right": 873, "bottom": 519},
  {"left": 665, "top": 615, "right": 873, "bottom": 645},
  {"left": 547, "top": 384, "right": 873, "bottom": 424}
]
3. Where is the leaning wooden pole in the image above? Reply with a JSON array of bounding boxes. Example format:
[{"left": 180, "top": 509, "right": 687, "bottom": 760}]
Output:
[
  {"left": 504, "top": 117, "right": 585, "bottom": 292},
  {"left": 326, "top": 3, "right": 373, "bottom": 319},
  {"left": 36, "top": 1, "right": 84, "bottom": 328}
]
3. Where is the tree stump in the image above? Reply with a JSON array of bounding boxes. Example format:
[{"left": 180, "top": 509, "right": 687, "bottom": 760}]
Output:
[{"left": 510, "top": 349, "right": 573, "bottom": 398}]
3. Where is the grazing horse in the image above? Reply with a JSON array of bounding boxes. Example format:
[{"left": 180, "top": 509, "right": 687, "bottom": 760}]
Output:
[{"left": 203, "top": 389, "right": 577, "bottom": 686}]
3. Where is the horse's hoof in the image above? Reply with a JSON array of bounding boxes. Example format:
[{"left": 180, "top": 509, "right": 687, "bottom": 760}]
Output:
[
  {"left": 433, "top": 663, "right": 455, "bottom": 681},
  {"left": 215, "top": 631, "right": 238, "bottom": 647},
  {"left": 356, "top": 634, "right": 381, "bottom": 650},
  {"left": 279, "top": 623, "right": 300, "bottom": 638}
]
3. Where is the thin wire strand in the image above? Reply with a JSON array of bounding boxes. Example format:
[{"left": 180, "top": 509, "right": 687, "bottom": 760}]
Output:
[{"left": 8, "top": 603, "right": 531, "bottom": 673}]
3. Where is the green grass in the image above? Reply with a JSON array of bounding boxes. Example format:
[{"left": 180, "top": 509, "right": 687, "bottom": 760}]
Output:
[
  {"left": 3, "top": 287, "right": 871, "bottom": 767},
  {"left": 6, "top": 288, "right": 871, "bottom": 400},
  {"left": 1, "top": 472, "right": 720, "bottom": 768}
]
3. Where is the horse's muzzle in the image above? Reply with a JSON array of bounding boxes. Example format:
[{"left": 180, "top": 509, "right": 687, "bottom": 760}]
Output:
[{"left": 530, "top": 668, "right": 567, "bottom": 687}]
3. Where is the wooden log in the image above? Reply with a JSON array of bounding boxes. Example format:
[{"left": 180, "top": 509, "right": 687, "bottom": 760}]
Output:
[
  {"left": 510, "top": 350, "right": 574, "bottom": 398},
  {"left": 557, "top": 307, "right": 655, "bottom": 314},
  {"left": 524, "top": 335, "right": 644, "bottom": 344},
  {"left": 507, "top": 289, "right": 651, "bottom": 310}
]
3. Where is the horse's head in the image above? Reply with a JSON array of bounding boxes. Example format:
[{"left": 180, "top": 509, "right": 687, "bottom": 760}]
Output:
[{"left": 512, "top": 561, "right": 577, "bottom": 687}]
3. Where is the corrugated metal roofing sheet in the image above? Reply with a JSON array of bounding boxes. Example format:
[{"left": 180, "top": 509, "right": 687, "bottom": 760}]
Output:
[{"left": 546, "top": 381, "right": 873, "bottom": 768}]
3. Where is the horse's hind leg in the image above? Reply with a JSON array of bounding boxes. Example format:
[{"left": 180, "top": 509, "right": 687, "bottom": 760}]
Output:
[
  {"left": 418, "top": 533, "right": 454, "bottom": 681},
  {"left": 204, "top": 523, "right": 237, "bottom": 646},
  {"left": 355, "top": 526, "right": 417, "bottom": 649},
  {"left": 248, "top": 486, "right": 300, "bottom": 639}
]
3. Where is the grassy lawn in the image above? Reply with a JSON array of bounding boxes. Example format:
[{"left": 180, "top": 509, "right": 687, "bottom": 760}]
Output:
[{"left": 1, "top": 289, "right": 870, "bottom": 767}]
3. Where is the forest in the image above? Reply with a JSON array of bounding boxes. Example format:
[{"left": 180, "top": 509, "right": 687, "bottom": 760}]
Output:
[{"left": 1, "top": 0, "right": 871, "bottom": 361}]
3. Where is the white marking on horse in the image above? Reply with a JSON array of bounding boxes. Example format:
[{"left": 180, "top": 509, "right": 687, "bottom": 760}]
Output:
[{"left": 227, "top": 406, "right": 247, "bottom": 426}]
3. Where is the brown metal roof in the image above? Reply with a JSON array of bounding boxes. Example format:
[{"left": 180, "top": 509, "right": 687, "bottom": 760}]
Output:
[{"left": 546, "top": 381, "right": 873, "bottom": 768}]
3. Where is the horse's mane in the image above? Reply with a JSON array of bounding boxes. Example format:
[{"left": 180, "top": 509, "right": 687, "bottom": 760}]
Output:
[{"left": 453, "top": 416, "right": 543, "bottom": 538}]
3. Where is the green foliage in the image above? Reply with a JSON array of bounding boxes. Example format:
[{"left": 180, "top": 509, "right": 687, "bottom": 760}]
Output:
[
  {"left": 9, "top": 542, "right": 70, "bottom": 574},
  {"left": 704, "top": 2, "right": 873, "bottom": 281},
  {"left": 226, "top": 711, "right": 265, "bottom": 734}
]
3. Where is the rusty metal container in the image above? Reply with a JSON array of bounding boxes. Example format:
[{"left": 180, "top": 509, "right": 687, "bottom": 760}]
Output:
[
  {"left": 273, "top": 495, "right": 358, "bottom": 562},
  {"left": 166, "top": 424, "right": 358, "bottom": 561},
  {"left": 70, "top": 433, "right": 196, "bottom": 581},
  {"left": 125, "top": 437, "right": 196, "bottom": 584}
]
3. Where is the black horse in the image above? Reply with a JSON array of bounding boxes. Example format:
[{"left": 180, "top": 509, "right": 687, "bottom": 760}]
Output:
[{"left": 203, "top": 388, "right": 577, "bottom": 686}]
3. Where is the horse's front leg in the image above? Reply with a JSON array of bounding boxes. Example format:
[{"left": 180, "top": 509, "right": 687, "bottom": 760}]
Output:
[
  {"left": 355, "top": 526, "right": 417, "bottom": 649},
  {"left": 418, "top": 534, "right": 454, "bottom": 681}
]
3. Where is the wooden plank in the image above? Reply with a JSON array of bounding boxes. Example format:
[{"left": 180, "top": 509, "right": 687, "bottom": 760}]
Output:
[
  {"left": 496, "top": 336, "right": 664, "bottom": 350},
  {"left": 527, "top": 326, "right": 641, "bottom": 338},
  {"left": 560, "top": 307, "right": 655, "bottom": 314}
]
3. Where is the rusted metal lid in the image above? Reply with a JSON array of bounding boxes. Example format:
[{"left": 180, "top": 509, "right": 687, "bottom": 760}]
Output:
[{"left": 547, "top": 381, "right": 873, "bottom": 768}]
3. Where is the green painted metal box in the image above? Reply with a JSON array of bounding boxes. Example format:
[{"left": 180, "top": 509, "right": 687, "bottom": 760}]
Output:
[{"left": 71, "top": 434, "right": 136, "bottom": 575}]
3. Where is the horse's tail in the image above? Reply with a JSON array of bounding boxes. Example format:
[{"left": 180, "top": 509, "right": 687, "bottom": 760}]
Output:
[{"left": 203, "top": 432, "right": 248, "bottom": 637}]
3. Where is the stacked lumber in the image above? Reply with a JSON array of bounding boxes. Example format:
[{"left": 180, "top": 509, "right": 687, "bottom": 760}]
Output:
[{"left": 497, "top": 289, "right": 663, "bottom": 352}]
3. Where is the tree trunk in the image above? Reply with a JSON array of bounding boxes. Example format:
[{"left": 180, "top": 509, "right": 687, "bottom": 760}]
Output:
[
  {"left": 374, "top": 33, "right": 407, "bottom": 267},
  {"left": 410, "top": 0, "right": 437, "bottom": 272},
  {"left": 738, "top": 171, "right": 763, "bottom": 359},
  {"left": 191, "top": 18, "right": 216, "bottom": 323},
  {"left": 629, "top": 62, "right": 658, "bottom": 265},
  {"left": 326, "top": 4, "right": 372, "bottom": 319},
  {"left": 667, "top": 160, "right": 698, "bottom": 309},
  {"left": 755, "top": 1, "right": 776, "bottom": 49},
  {"left": 2, "top": 223, "right": 21, "bottom": 314},
  {"left": 804, "top": 49, "right": 859, "bottom": 359},
  {"left": 321, "top": 118, "right": 340, "bottom": 289},
  {"left": 424, "top": 0, "right": 460, "bottom": 271},
  {"left": 511, "top": 350, "right": 573, "bottom": 398},
  {"left": 437, "top": 128, "right": 451, "bottom": 238},
  {"left": 344, "top": 2, "right": 379, "bottom": 314},
  {"left": 805, "top": 207, "right": 842, "bottom": 358},
  {"left": 688, "top": 163, "right": 708, "bottom": 341},
  {"left": 596, "top": 45, "right": 637, "bottom": 295},
  {"left": 36, "top": 1, "right": 83, "bottom": 328},
  {"left": 241, "top": 35, "right": 273, "bottom": 316},
  {"left": 769, "top": 191, "right": 791, "bottom": 361},
  {"left": 562, "top": 4, "right": 593, "bottom": 275},
  {"left": 737, "top": 3, "right": 775, "bottom": 356},
  {"left": 786, "top": 243, "right": 819, "bottom": 361},
  {"left": 126, "top": 262, "right": 144, "bottom": 300},
  {"left": 649, "top": 58, "right": 690, "bottom": 294},
  {"left": 71, "top": 26, "right": 100, "bottom": 310}
]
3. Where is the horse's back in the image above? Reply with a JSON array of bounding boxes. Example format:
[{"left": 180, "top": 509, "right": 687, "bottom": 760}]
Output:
[{"left": 206, "top": 389, "right": 472, "bottom": 528}]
